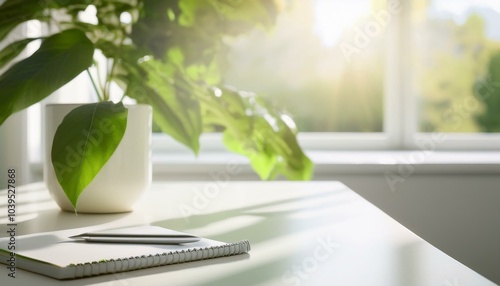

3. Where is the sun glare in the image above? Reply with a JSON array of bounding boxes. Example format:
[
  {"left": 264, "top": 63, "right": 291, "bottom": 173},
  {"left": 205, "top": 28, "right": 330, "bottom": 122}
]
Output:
[{"left": 313, "top": 0, "right": 371, "bottom": 47}]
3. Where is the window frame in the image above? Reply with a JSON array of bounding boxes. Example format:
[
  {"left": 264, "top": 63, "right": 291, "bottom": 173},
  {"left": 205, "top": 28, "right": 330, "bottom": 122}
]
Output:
[{"left": 397, "top": 0, "right": 500, "bottom": 151}]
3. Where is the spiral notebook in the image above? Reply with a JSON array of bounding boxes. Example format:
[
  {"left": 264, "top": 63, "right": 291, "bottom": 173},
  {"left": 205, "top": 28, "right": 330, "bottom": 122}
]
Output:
[{"left": 0, "top": 226, "right": 251, "bottom": 280}]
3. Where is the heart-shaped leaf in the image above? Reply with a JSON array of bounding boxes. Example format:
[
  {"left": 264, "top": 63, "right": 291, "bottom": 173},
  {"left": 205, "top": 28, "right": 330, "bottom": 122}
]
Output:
[
  {"left": 51, "top": 102, "right": 128, "bottom": 210},
  {"left": 0, "top": 29, "right": 94, "bottom": 125}
]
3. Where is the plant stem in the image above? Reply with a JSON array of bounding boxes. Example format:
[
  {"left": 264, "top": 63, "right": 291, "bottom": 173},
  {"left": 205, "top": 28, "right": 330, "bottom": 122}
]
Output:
[
  {"left": 86, "top": 69, "right": 104, "bottom": 102},
  {"left": 104, "top": 28, "right": 127, "bottom": 101},
  {"left": 104, "top": 59, "right": 113, "bottom": 101},
  {"left": 93, "top": 60, "right": 106, "bottom": 96}
]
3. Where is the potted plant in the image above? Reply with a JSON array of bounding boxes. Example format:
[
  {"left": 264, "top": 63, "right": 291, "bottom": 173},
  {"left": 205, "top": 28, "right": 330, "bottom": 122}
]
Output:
[{"left": 0, "top": 0, "right": 313, "bottom": 212}]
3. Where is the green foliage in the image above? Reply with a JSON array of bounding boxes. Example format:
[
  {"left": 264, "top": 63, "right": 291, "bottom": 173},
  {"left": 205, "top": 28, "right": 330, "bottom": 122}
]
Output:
[
  {"left": 221, "top": 102, "right": 313, "bottom": 179},
  {"left": 127, "top": 54, "right": 203, "bottom": 153},
  {"left": 0, "top": 0, "right": 313, "bottom": 202},
  {"left": 0, "top": 29, "right": 94, "bottom": 125},
  {"left": 51, "top": 102, "right": 128, "bottom": 209},
  {"left": 0, "top": 0, "right": 46, "bottom": 42},
  {"left": 205, "top": 86, "right": 313, "bottom": 180},
  {"left": 476, "top": 53, "right": 500, "bottom": 132}
]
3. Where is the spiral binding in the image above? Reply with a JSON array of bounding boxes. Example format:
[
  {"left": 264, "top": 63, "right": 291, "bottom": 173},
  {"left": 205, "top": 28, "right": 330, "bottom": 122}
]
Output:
[{"left": 68, "top": 240, "right": 251, "bottom": 278}]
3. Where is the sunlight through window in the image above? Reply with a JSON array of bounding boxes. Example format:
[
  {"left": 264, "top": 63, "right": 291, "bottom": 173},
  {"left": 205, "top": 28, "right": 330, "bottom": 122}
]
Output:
[{"left": 313, "top": 0, "right": 371, "bottom": 47}]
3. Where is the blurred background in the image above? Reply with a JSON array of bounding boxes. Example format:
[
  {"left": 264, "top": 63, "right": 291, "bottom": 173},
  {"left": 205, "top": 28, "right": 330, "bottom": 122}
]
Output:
[{"left": 223, "top": 0, "right": 500, "bottom": 133}]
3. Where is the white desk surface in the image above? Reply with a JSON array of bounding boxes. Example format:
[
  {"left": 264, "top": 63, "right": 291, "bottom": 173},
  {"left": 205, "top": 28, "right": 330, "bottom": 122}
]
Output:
[{"left": 0, "top": 181, "right": 496, "bottom": 286}]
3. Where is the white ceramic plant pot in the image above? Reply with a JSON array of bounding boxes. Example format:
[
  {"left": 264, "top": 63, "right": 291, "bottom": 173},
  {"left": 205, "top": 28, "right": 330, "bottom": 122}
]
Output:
[{"left": 44, "top": 104, "right": 152, "bottom": 213}]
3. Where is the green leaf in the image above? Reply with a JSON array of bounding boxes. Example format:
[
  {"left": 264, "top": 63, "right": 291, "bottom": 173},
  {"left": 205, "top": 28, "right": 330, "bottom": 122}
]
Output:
[
  {"left": 272, "top": 115, "right": 314, "bottom": 180},
  {"left": 0, "top": 37, "right": 39, "bottom": 69},
  {"left": 208, "top": 87, "right": 313, "bottom": 180},
  {"left": 178, "top": 0, "right": 209, "bottom": 26},
  {"left": 0, "top": 0, "right": 45, "bottom": 42},
  {"left": 208, "top": 0, "right": 277, "bottom": 29},
  {"left": 125, "top": 57, "right": 202, "bottom": 154},
  {"left": 51, "top": 102, "right": 128, "bottom": 209},
  {"left": 223, "top": 127, "right": 276, "bottom": 179},
  {"left": 0, "top": 29, "right": 94, "bottom": 125},
  {"left": 146, "top": 87, "right": 202, "bottom": 154}
]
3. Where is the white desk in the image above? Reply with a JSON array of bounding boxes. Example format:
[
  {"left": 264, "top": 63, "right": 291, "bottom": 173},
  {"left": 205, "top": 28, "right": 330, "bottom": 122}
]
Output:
[{"left": 0, "top": 181, "right": 496, "bottom": 286}]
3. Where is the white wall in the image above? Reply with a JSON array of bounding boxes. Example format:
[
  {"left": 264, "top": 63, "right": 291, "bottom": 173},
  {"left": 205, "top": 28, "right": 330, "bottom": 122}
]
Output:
[
  {"left": 0, "top": 25, "right": 32, "bottom": 187},
  {"left": 0, "top": 111, "right": 30, "bottom": 187},
  {"left": 331, "top": 173, "right": 500, "bottom": 285}
]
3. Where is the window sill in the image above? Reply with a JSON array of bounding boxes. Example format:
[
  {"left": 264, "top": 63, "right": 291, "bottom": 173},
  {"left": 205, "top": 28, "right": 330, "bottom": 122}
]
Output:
[
  {"left": 31, "top": 151, "right": 500, "bottom": 181},
  {"left": 153, "top": 151, "right": 500, "bottom": 177}
]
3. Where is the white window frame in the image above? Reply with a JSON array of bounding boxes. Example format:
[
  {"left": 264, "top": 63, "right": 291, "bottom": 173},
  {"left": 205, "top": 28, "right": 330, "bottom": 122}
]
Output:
[{"left": 396, "top": 0, "right": 500, "bottom": 151}]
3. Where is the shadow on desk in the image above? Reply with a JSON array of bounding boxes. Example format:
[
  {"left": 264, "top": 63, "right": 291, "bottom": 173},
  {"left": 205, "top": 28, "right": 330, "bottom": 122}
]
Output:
[
  {"left": 152, "top": 189, "right": 354, "bottom": 242},
  {"left": 149, "top": 190, "right": 358, "bottom": 285}
]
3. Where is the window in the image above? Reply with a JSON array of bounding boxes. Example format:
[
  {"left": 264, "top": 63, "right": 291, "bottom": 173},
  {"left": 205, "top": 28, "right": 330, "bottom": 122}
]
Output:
[
  {"left": 221, "top": 0, "right": 389, "bottom": 150},
  {"left": 22, "top": 0, "right": 500, "bottom": 170},
  {"left": 409, "top": 0, "right": 500, "bottom": 149},
  {"left": 225, "top": 0, "right": 385, "bottom": 133},
  {"left": 219, "top": 0, "right": 500, "bottom": 150},
  {"left": 414, "top": 0, "right": 500, "bottom": 133}
]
